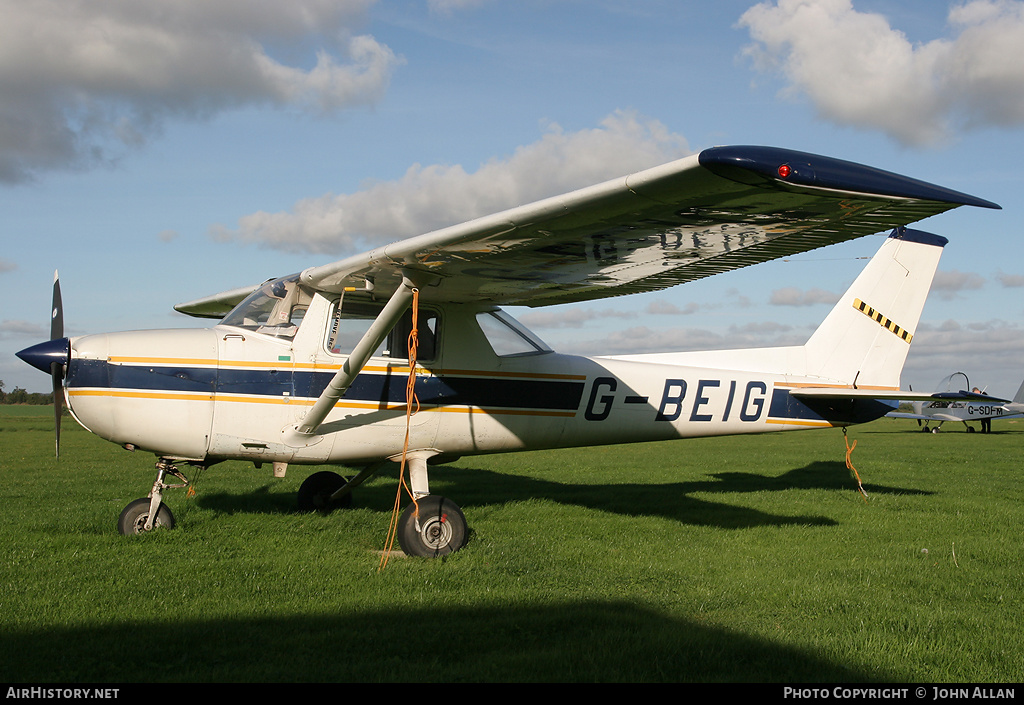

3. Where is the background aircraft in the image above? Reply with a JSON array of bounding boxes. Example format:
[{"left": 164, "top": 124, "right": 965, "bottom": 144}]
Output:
[
  {"left": 16, "top": 146, "right": 999, "bottom": 556},
  {"left": 886, "top": 372, "right": 1024, "bottom": 433}
]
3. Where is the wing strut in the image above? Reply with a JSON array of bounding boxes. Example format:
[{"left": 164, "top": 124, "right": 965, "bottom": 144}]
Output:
[{"left": 284, "top": 277, "right": 417, "bottom": 443}]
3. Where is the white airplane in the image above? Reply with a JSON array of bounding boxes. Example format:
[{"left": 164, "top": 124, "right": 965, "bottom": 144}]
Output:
[
  {"left": 16, "top": 146, "right": 1000, "bottom": 556},
  {"left": 886, "top": 372, "right": 1024, "bottom": 433}
]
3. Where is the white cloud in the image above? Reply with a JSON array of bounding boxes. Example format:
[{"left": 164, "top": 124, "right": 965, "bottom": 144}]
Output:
[
  {"left": 517, "top": 306, "right": 633, "bottom": 330},
  {"left": 0, "top": 320, "right": 47, "bottom": 339},
  {"left": 428, "top": 0, "right": 490, "bottom": 13},
  {"left": 212, "top": 110, "right": 692, "bottom": 255},
  {"left": 646, "top": 300, "right": 701, "bottom": 315},
  {"left": 931, "top": 269, "right": 986, "bottom": 299},
  {"left": 902, "top": 318, "right": 1024, "bottom": 392},
  {"left": 739, "top": 0, "right": 1024, "bottom": 146},
  {"left": 996, "top": 270, "right": 1024, "bottom": 287},
  {"left": 769, "top": 286, "right": 839, "bottom": 306},
  {"left": 0, "top": 0, "right": 400, "bottom": 182}
]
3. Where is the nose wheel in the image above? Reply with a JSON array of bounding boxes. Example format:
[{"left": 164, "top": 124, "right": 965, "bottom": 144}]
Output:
[{"left": 118, "top": 498, "right": 176, "bottom": 534}]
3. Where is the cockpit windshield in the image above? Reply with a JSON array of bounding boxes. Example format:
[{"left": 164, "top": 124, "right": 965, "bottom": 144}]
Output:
[
  {"left": 220, "top": 275, "right": 313, "bottom": 340},
  {"left": 935, "top": 372, "right": 971, "bottom": 394}
]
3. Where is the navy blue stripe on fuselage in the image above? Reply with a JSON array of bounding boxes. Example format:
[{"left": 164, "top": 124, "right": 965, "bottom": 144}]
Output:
[
  {"left": 66, "top": 360, "right": 585, "bottom": 412},
  {"left": 68, "top": 359, "right": 217, "bottom": 393}
]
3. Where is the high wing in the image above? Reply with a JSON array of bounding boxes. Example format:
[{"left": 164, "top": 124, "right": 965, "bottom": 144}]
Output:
[
  {"left": 174, "top": 283, "right": 265, "bottom": 319},
  {"left": 176, "top": 145, "right": 999, "bottom": 316}
]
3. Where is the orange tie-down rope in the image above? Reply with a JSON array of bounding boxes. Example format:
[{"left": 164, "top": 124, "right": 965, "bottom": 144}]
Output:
[
  {"left": 380, "top": 288, "right": 421, "bottom": 570},
  {"left": 843, "top": 427, "right": 868, "bottom": 502}
]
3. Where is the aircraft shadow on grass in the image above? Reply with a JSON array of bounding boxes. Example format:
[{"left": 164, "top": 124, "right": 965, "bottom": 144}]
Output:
[
  {"left": 2, "top": 600, "right": 902, "bottom": 683},
  {"left": 194, "top": 459, "right": 932, "bottom": 531}
]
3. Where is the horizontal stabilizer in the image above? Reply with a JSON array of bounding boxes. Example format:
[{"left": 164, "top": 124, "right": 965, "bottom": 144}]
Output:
[{"left": 791, "top": 388, "right": 1010, "bottom": 402}]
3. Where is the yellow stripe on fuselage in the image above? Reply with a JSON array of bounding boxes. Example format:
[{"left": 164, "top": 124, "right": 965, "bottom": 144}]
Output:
[{"left": 765, "top": 417, "right": 836, "bottom": 427}]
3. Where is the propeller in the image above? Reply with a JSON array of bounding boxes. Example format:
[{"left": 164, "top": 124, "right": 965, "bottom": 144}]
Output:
[{"left": 15, "top": 271, "right": 69, "bottom": 457}]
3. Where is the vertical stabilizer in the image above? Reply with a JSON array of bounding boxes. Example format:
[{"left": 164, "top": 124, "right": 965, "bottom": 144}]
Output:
[
  {"left": 1013, "top": 379, "right": 1024, "bottom": 405},
  {"left": 803, "top": 228, "right": 946, "bottom": 388}
]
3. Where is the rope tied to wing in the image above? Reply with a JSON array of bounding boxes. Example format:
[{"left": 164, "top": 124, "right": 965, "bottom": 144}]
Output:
[
  {"left": 842, "top": 427, "right": 868, "bottom": 502},
  {"left": 380, "top": 287, "right": 421, "bottom": 570}
]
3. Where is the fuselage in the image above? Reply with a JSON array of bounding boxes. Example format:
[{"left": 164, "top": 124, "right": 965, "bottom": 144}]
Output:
[
  {"left": 912, "top": 398, "right": 1011, "bottom": 422},
  {"left": 59, "top": 290, "right": 892, "bottom": 466}
]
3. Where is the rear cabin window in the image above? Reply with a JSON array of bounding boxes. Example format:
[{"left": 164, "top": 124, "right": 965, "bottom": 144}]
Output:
[{"left": 327, "top": 298, "right": 438, "bottom": 362}]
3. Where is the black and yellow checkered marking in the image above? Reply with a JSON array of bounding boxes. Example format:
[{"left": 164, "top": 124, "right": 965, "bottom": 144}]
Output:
[{"left": 853, "top": 298, "right": 913, "bottom": 343}]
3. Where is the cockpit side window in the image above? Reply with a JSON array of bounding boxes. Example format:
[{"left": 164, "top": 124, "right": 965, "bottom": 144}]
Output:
[
  {"left": 327, "top": 298, "right": 438, "bottom": 362},
  {"left": 476, "top": 309, "right": 551, "bottom": 357},
  {"left": 220, "top": 275, "right": 312, "bottom": 341}
]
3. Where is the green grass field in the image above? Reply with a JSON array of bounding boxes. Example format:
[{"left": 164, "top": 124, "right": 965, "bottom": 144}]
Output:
[{"left": 1, "top": 405, "right": 1021, "bottom": 683}]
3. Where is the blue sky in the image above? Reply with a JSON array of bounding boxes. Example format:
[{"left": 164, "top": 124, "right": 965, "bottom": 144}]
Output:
[{"left": 3, "top": 0, "right": 1023, "bottom": 397}]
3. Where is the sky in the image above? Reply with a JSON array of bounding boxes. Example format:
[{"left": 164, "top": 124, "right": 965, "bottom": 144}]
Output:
[{"left": 3, "top": 0, "right": 1024, "bottom": 399}]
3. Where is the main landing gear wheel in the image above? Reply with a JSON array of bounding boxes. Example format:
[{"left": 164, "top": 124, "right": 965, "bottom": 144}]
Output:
[
  {"left": 397, "top": 495, "right": 467, "bottom": 557},
  {"left": 297, "top": 471, "right": 353, "bottom": 513},
  {"left": 118, "top": 498, "right": 176, "bottom": 535}
]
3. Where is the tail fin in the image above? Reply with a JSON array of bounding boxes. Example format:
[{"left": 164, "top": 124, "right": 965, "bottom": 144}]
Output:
[
  {"left": 803, "top": 227, "right": 946, "bottom": 388},
  {"left": 1013, "top": 379, "right": 1024, "bottom": 405}
]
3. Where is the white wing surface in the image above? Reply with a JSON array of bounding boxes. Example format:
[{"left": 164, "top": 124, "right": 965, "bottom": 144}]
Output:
[{"left": 176, "top": 146, "right": 998, "bottom": 316}]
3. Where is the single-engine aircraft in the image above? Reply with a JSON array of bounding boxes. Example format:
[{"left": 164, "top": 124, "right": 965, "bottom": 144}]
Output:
[
  {"left": 886, "top": 372, "right": 1024, "bottom": 433},
  {"left": 16, "top": 146, "right": 1000, "bottom": 556}
]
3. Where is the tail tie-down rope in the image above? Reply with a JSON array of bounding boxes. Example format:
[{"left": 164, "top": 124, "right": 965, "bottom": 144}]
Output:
[
  {"left": 843, "top": 427, "right": 869, "bottom": 502},
  {"left": 381, "top": 288, "right": 421, "bottom": 570}
]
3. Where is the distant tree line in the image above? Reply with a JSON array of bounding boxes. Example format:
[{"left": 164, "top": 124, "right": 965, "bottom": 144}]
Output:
[{"left": 0, "top": 380, "right": 54, "bottom": 405}]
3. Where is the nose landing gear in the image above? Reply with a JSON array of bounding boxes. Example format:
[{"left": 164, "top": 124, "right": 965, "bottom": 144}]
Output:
[{"left": 117, "top": 458, "right": 191, "bottom": 535}]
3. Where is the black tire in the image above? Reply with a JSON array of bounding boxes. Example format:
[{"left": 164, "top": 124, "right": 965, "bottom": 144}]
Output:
[
  {"left": 397, "top": 495, "right": 467, "bottom": 557},
  {"left": 297, "top": 471, "right": 352, "bottom": 512},
  {"left": 118, "top": 498, "right": 175, "bottom": 535}
]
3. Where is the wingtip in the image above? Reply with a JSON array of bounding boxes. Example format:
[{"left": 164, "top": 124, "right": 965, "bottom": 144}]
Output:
[{"left": 698, "top": 145, "right": 1001, "bottom": 210}]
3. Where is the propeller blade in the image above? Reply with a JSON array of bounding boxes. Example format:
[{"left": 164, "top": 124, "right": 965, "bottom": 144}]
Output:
[
  {"left": 51, "top": 270, "right": 63, "bottom": 340},
  {"left": 51, "top": 270, "right": 64, "bottom": 457},
  {"left": 52, "top": 361, "right": 63, "bottom": 458}
]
